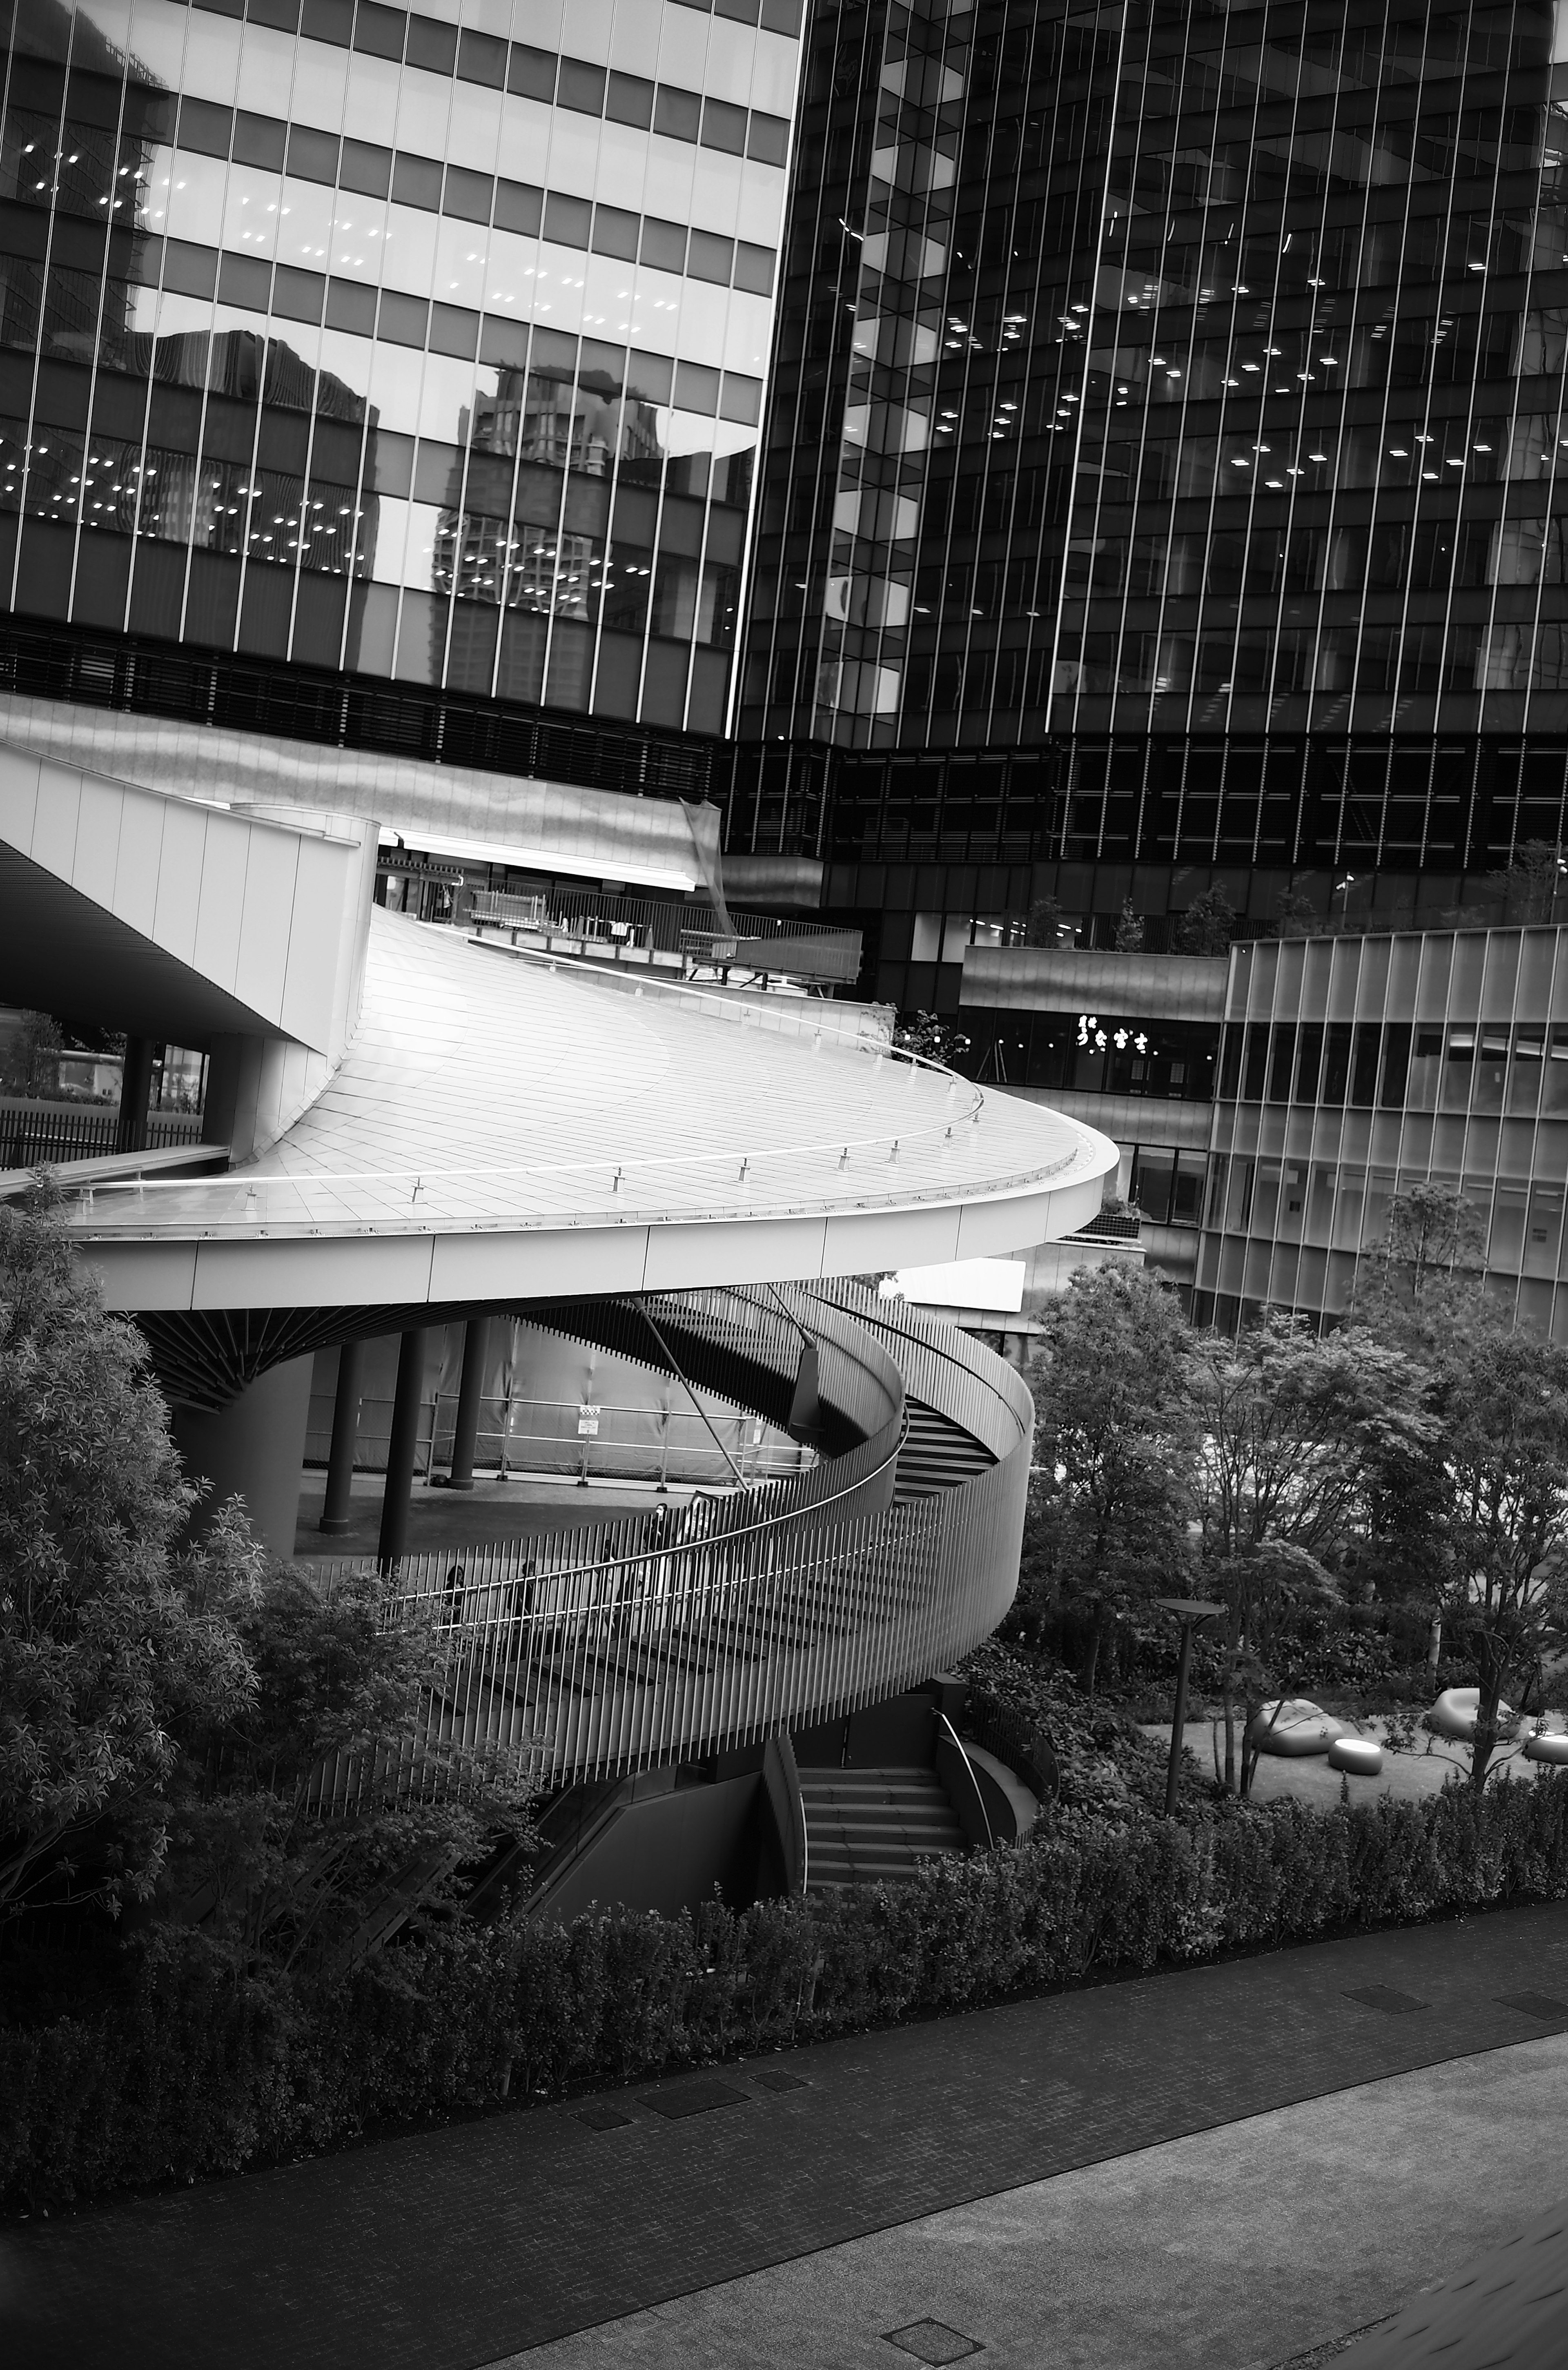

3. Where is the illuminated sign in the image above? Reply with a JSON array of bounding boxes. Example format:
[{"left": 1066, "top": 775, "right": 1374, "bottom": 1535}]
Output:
[{"left": 1078, "top": 1012, "right": 1151, "bottom": 1054}]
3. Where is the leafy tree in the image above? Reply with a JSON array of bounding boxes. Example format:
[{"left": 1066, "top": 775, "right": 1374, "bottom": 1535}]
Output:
[
  {"left": 1357, "top": 1181, "right": 1487, "bottom": 1314},
  {"left": 1356, "top": 1290, "right": 1568, "bottom": 1789},
  {"left": 1173, "top": 883, "right": 1238, "bottom": 955},
  {"left": 1270, "top": 885, "right": 1322, "bottom": 940},
  {"left": 1188, "top": 1315, "right": 1431, "bottom": 1790},
  {"left": 1112, "top": 900, "right": 1145, "bottom": 951},
  {"left": 1428, "top": 1327, "right": 1568, "bottom": 1784},
  {"left": 893, "top": 1011, "right": 971, "bottom": 1065},
  {"left": 1023, "top": 1267, "right": 1197, "bottom": 1694},
  {"left": 1021, "top": 894, "right": 1068, "bottom": 947},
  {"left": 1488, "top": 840, "right": 1566, "bottom": 927},
  {"left": 0, "top": 1197, "right": 257, "bottom": 1918},
  {"left": 164, "top": 1565, "right": 531, "bottom": 1973},
  {"left": 0, "top": 1010, "right": 62, "bottom": 1098},
  {"left": 1, "top": 1200, "right": 531, "bottom": 1956}
]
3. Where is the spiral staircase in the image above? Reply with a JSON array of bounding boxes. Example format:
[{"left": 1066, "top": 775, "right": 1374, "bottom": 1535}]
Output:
[{"left": 308, "top": 1281, "right": 1033, "bottom": 1920}]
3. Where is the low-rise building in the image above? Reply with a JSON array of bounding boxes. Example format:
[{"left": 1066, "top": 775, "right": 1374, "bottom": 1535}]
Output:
[{"left": 962, "top": 924, "right": 1568, "bottom": 1345}]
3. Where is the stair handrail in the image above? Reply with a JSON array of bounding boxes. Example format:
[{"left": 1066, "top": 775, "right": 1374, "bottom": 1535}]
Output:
[
  {"left": 934, "top": 1710, "right": 994, "bottom": 1852},
  {"left": 762, "top": 1729, "right": 808, "bottom": 1897}
]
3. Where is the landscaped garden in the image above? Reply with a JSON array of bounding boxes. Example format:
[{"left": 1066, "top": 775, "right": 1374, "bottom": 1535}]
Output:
[{"left": 6, "top": 1186, "right": 1568, "bottom": 2214}]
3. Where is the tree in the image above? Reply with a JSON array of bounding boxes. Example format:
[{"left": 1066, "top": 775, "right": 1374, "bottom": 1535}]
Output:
[
  {"left": 1112, "top": 900, "right": 1145, "bottom": 951},
  {"left": 1488, "top": 840, "right": 1566, "bottom": 927},
  {"left": 1270, "top": 885, "right": 1321, "bottom": 940},
  {"left": 0, "top": 1010, "right": 61, "bottom": 1098},
  {"left": 163, "top": 1565, "right": 531, "bottom": 1972},
  {"left": 0, "top": 1197, "right": 257, "bottom": 1918},
  {"left": 0, "top": 1198, "right": 532, "bottom": 1950},
  {"left": 1356, "top": 1290, "right": 1568, "bottom": 1789},
  {"left": 1023, "top": 1267, "right": 1197, "bottom": 1694},
  {"left": 1022, "top": 894, "right": 1068, "bottom": 948},
  {"left": 894, "top": 1011, "right": 971, "bottom": 1065},
  {"left": 1188, "top": 1315, "right": 1432, "bottom": 1790},
  {"left": 1357, "top": 1181, "right": 1487, "bottom": 1316},
  {"left": 1173, "top": 883, "right": 1237, "bottom": 955}
]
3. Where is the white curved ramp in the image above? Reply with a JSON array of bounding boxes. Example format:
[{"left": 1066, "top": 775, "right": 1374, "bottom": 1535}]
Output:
[{"left": 67, "top": 909, "right": 1118, "bottom": 1311}]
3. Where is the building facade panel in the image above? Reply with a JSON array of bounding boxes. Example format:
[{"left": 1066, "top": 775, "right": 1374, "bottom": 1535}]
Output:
[{"left": 1196, "top": 921, "right": 1568, "bottom": 1338}]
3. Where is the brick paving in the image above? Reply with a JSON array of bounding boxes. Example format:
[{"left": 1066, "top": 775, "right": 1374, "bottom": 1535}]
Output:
[{"left": 6, "top": 1903, "right": 1568, "bottom": 2370}]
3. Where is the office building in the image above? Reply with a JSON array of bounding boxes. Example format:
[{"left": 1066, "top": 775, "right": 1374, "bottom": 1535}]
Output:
[
  {"left": 733, "top": 0, "right": 1568, "bottom": 1018},
  {"left": 0, "top": 0, "right": 799, "bottom": 742}
]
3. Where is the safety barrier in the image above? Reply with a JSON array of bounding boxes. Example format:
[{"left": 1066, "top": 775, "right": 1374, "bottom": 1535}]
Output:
[{"left": 309, "top": 1285, "right": 1031, "bottom": 1805}]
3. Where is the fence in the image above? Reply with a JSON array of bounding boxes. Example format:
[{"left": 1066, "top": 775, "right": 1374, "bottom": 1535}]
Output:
[
  {"left": 309, "top": 1284, "right": 1031, "bottom": 1804},
  {"left": 468, "top": 886, "right": 862, "bottom": 986},
  {"left": 0, "top": 1098, "right": 203, "bottom": 1169},
  {"left": 305, "top": 1386, "right": 813, "bottom": 1490}
]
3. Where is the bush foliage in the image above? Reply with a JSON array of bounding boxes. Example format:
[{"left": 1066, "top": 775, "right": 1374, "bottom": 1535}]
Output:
[{"left": 6, "top": 1771, "right": 1567, "bottom": 2213}]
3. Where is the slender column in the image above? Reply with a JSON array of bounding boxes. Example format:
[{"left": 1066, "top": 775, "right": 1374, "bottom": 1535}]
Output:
[
  {"left": 448, "top": 1316, "right": 490, "bottom": 1491},
  {"left": 116, "top": 1035, "right": 156, "bottom": 1154},
  {"left": 319, "top": 1336, "right": 363, "bottom": 1534},
  {"left": 378, "top": 1328, "right": 426, "bottom": 1573}
]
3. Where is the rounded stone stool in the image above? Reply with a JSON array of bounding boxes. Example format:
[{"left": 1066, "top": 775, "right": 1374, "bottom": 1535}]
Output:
[{"left": 1327, "top": 1735, "right": 1384, "bottom": 1778}]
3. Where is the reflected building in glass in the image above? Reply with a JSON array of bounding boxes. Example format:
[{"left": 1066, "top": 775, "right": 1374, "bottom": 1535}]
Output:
[
  {"left": 735, "top": 0, "right": 1568, "bottom": 1013},
  {"left": 0, "top": 0, "right": 800, "bottom": 737}
]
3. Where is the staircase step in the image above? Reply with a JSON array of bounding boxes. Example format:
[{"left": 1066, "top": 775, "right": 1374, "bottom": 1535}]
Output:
[{"left": 801, "top": 1759, "right": 969, "bottom": 1894}]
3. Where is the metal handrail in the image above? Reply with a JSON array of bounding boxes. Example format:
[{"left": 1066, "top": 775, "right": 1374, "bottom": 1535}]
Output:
[
  {"left": 308, "top": 1287, "right": 1033, "bottom": 1806},
  {"left": 470, "top": 885, "right": 860, "bottom": 952}
]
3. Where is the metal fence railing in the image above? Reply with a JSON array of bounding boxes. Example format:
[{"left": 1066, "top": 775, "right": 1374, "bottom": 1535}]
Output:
[
  {"left": 307, "top": 1285, "right": 1031, "bottom": 1806},
  {"left": 305, "top": 1387, "right": 814, "bottom": 1491},
  {"left": 467, "top": 887, "right": 862, "bottom": 986},
  {"left": 0, "top": 1098, "right": 203, "bottom": 1169}
]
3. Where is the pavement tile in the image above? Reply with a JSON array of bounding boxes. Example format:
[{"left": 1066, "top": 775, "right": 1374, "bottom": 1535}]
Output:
[{"left": 4, "top": 1903, "right": 1568, "bottom": 2370}]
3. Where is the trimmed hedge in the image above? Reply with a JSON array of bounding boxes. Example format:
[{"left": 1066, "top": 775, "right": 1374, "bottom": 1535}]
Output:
[{"left": 5, "top": 1775, "right": 1568, "bottom": 2212}]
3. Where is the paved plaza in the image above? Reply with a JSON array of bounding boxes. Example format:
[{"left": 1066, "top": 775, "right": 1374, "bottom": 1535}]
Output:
[{"left": 5, "top": 1902, "right": 1568, "bottom": 2370}]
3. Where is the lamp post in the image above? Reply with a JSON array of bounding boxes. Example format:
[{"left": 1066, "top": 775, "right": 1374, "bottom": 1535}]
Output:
[{"left": 1156, "top": 1597, "right": 1224, "bottom": 1817}]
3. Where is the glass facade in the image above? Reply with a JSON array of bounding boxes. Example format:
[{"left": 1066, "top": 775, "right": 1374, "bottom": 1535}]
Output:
[
  {"left": 956, "top": 1002, "right": 1219, "bottom": 1099},
  {"left": 728, "top": 0, "right": 1568, "bottom": 1012},
  {"left": 1198, "top": 922, "right": 1568, "bottom": 1337},
  {"left": 0, "top": 0, "right": 801, "bottom": 731}
]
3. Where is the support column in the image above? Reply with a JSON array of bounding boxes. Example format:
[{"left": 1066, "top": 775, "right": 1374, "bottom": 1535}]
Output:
[
  {"left": 319, "top": 1337, "right": 363, "bottom": 1534},
  {"left": 448, "top": 1315, "right": 490, "bottom": 1491},
  {"left": 172, "top": 1355, "right": 313, "bottom": 1564},
  {"left": 378, "top": 1328, "right": 427, "bottom": 1573},
  {"left": 116, "top": 1035, "right": 156, "bottom": 1154}
]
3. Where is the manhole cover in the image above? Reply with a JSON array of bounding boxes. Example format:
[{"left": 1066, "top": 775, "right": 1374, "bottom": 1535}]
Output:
[
  {"left": 754, "top": 2069, "right": 808, "bottom": 2093},
  {"left": 640, "top": 2078, "right": 751, "bottom": 2119},
  {"left": 883, "top": 2320, "right": 983, "bottom": 2365},
  {"left": 1344, "top": 1985, "right": 1430, "bottom": 2014},
  {"left": 575, "top": 2101, "right": 635, "bottom": 2131},
  {"left": 1497, "top": 1991, "right": 1568, "bottom": 2022}
]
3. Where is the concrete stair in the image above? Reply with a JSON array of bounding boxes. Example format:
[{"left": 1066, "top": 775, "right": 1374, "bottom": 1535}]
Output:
[{"left": 799, "top": 1764, "right": 968, "bottom": 1892}]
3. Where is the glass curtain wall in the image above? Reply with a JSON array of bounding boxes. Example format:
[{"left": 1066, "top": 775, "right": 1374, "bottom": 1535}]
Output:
[
  {"left": 0, "top": 0, "right": 802, "bottom": 731},
  {"left": 739, "top": 0, "right": 1568, "bottom": 906}
]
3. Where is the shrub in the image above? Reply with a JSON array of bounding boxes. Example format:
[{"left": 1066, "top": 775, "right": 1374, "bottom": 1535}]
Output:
[{"left": 5, "top": 1771, "right": 1568, "bottom": 2214}]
